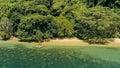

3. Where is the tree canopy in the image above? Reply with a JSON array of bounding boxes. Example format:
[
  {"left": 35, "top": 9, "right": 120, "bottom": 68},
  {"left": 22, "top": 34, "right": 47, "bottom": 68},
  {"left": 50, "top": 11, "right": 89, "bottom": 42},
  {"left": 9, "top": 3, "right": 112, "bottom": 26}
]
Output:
[{"left": 0, "top": 0, "right": 120, "bottom": 44}]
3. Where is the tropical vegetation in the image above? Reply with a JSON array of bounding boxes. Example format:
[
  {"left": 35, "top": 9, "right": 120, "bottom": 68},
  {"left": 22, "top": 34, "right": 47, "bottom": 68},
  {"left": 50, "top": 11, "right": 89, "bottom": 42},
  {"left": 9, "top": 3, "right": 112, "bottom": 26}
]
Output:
[{"left": 0, "top": 0, "right": 120, "bottom": 44}]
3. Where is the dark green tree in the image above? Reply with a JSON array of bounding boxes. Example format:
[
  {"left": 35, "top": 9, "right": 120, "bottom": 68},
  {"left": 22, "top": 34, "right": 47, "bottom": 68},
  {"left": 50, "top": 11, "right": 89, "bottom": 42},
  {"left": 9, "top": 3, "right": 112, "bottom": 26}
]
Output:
[{"left": 75, "top": 6, "right": 120, "bottom": 44}]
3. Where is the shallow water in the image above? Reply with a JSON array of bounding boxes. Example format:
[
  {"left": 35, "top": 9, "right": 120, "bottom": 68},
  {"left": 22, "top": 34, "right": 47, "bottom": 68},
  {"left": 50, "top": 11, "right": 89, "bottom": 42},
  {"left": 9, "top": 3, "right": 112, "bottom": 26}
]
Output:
[{"left": 0, "top": 45, "right": 120, "bottom": 68}]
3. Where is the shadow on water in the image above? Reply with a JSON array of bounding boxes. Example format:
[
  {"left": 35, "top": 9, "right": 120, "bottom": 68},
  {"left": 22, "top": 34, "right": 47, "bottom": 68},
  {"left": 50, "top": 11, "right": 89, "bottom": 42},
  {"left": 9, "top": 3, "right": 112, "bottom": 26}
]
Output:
[{"left": 0, "top": 45, "right": 120, "bottom": 68}]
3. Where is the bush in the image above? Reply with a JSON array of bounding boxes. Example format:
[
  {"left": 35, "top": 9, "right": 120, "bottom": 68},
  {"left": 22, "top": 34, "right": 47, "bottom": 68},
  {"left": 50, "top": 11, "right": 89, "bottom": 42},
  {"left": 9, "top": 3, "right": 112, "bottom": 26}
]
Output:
[
  {"left": 34, "top": 30, "right": 43, "bottom": 42},
  {"left": 0, "top": 32, "right": 11, "bottom": 40},
  {"left": 0, "top": 17, "right": 13, "bottom": 40},
  {"left": 52, "top": 16, "right": 74, "bottom": 38},
  {"left": 87, "top": 38, "right": 109, "bottom": 44}
]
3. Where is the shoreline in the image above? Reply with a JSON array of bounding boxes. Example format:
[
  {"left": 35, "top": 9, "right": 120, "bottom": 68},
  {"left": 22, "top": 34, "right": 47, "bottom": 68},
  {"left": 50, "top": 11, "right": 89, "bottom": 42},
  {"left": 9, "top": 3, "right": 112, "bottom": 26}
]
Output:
[{"left": 0, "top": 38, "right": 120, "bottom": 47}]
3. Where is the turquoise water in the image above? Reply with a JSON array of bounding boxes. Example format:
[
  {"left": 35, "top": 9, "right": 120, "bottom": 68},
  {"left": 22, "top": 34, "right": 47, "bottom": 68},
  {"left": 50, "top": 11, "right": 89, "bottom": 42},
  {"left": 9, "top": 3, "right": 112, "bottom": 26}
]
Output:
[{"left": 0, "top": 44, "right": 120, "bottom": 68}]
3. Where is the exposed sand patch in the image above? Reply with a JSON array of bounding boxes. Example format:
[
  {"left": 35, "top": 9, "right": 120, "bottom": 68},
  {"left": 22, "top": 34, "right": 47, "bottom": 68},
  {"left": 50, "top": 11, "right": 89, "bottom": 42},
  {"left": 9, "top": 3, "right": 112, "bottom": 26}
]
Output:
[
  {"left": 109, "top": 38, "right": 120, "bottom": 46},
  {"left": 43, "top": 38, "right": 87, "bottom": 46},
  {"left": 43, "top": 38, "right": 120, "bottom": 47},
  {"left": 113, "top": 38, "right": 120, "bottom": 43}
]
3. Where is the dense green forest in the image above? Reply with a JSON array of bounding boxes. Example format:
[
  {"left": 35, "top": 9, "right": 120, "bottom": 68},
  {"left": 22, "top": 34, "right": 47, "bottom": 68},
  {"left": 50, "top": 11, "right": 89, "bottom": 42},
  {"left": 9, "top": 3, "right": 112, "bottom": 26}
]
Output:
[{"left": 0, "top": 0, "right": 120, "bottom": 44}]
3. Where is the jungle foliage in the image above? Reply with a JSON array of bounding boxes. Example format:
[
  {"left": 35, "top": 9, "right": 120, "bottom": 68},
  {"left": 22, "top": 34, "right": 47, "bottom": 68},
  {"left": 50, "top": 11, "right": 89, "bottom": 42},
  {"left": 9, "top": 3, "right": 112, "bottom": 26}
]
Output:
[{"left": 0, "top": 0, "right": 120, "bottom": 44}]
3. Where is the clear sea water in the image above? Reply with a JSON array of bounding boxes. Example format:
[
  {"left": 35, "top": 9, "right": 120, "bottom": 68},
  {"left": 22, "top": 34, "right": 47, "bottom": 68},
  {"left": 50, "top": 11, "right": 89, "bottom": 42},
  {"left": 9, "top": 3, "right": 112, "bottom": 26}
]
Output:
[{"left": 0, "top": 44, "right": 120, "bottom": 68}]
